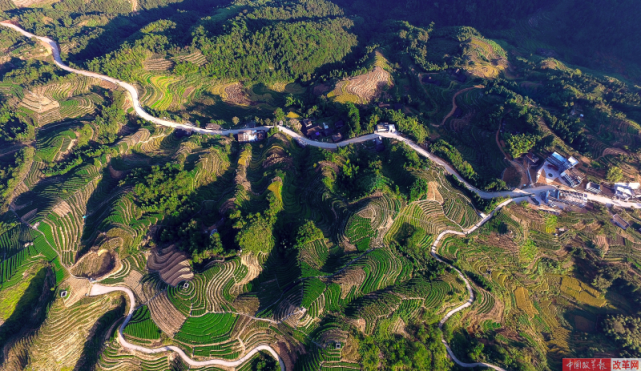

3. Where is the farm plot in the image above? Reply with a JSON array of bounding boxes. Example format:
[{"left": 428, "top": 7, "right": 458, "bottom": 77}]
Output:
[
  {"left": 298, "top": 239, "right": 330, "bottom": 277},
  {"left": 204, "top": 259, "right": 244, "bottom": 312},
  {"left": 175, "top": 313, "right": 238, "bottom": 345},
  {"left": 147, "top": 246, "right": 194, "bottom": 287},
  {"left": 344, "top": 214, "right": 374, "bottom": 252},
  {"left": 123, "top": 305, "right": 162, "bottom": 341},
  {"left": 560, "top": 277, "right": 607, "bottom": 307},
  {"left": 97, "top": 338, "right": 174, "bottom": 371},
  {"left": 514, "top": 286, "right": 537, "bottom": 315},
  {"left": 21, "top": 293, "right": 124, "bottom": 370},
  {"left": 385, "top": 201, "right": 457, "bottom": 242},
  {"left": 329, "top": 67, "right": 392, "bottom": 104},
  {"left": 168, "top": 273, "right": 208, "bottom": 316},
  {"left": 223, "top": 82, "right": 252, "bottom": 106},
  {"left": 143, "top": 56, "right": 174, "bottom": 71},
  {"left": 443, "top": 198, "right": 480, "bottom": 229},
  {"left": 331, "top": 248, "right": 404, "bottom": 303},
  {"left": 148, "top": 291, "right": 186, "bottom": 336},
  {"left": 35, "top": 128, "right": 77, "bottom": 163}
]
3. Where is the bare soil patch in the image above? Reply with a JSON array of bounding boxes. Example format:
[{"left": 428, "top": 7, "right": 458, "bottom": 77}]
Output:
[
  {"left": 147, "top": 246, "right": 193, "bottom": 287},
  {"left": 70, "top": 250, "right": 115, "bottom": 279},
  {"left": 224, "top": 83, "right": 251, "bottom": 106},
  {"left": 52, "top": 200, "right": 72, "bottom": 216},
  {"left": 313, "top": 83, "right": 331, "bottom": 96},
  {"left": 148, "top": 291, "right": 186, "bottom": 336}
]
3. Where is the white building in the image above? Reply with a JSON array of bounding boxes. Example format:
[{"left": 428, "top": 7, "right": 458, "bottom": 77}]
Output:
[
  {"left": 614, "top": 183, "right": 641, "bottom": 200},
  {"left": 238, "top": 130, "right": 257, "bottom": 142},
  {"left": 376, "top": 123, "right": 396, "bottom": 133}
]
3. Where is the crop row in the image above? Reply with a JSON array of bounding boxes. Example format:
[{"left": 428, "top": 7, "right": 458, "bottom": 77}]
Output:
[
  {"left": 175, "top": 313, "right": 238, "bottom": 345},
  {"left": 192, "top": 339, "right": 242, "bottom": 359},
  {"left": 98, "top": 338, "right": 172, "bottom": 370},
  {"left": 424, "top": 281, "right": 450, "bottom": 308},
  {"left": 301, "top": 277, "right": 327, "bottom": 309},
  {"left": 0, "top": 244, "right": 38, "bottom": 284},
  {"left": 345, "top": 215, "right": 374, "bottom": 252},
  {"left": 123, "top": 306, "right": 162, "bottom": 340}
]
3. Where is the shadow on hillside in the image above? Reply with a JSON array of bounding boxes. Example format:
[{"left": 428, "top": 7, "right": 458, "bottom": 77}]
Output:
[
  {"left": 72, "top": 299, "right": 126, "bottom": 371},
  {"left": 0, "top": 266, "right": 54, "bottom": 367},
  {"left": 77, "top": 165, "right": 121, "bottom": 260}
]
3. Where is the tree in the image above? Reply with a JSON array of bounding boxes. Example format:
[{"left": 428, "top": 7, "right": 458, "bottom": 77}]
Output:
[
  {"left": 366, "top": 114, "right": 379, "bottom": 133},
  {"left": 173, "top": 61, "right": 199, "bottom": 76},
  {"left": 409, "top": 178, "right": 429, "bottom": 201},
  {"left": 505, "top": 133, "right": 537, "bottom": 159},
  {"left": 346, "top": 103, "right": 361, "bottom": 137},
  {"left": 232, "top": 117, "right": 240, "bottom": 126},
  {"left": 607, "top": 166, "right": 624, "bottom": 183},
  {"left": 234, "top": 213, "right": 275, "bottom": 254},
  {"left": 192, "top": 233, "right": 224, "bottom": 263},
  {"left": 294, "top": 221, "right": 324, "bottom": 249},
  {"left": 604, "top": 315, "right": 641, "bottom": 354},
  {"left": 274, "top": 108, "right": 285, "bottom": 123}
]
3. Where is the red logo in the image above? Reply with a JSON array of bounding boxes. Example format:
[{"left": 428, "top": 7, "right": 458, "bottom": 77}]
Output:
[{"left": 563, "top": 359, "right": 611, "bottom": 371}]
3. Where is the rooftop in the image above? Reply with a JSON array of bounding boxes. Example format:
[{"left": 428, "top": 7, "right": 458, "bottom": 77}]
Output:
[{"left": 613, "top": 214, "right": 630, "bottom": 230}]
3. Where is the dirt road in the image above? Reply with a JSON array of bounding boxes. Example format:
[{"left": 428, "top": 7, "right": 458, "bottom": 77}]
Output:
[{"left": 436, "top": 85, "right": 485, "bottom": 127}]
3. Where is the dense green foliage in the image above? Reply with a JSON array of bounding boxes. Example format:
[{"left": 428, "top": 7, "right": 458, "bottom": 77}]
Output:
[
  {"left": 3, "top": 0, "right": 641, "bottom": 369},
  {"left": 0, "top": 147, "right": 33, "bottom": 205},
  {"left": 294, "top": 220, "right": 324, "bottom": 249},
  {"left": 195, "top": 18, "right": 357, "bottom": 83},
  {"left": 127, "top": 163, "right": 194, "bottom": 216},
  {"left": 604, "top": 315, "right": 641, "bottom": 356},
  {"left": 359, "top": 323, "right": 452, "bottom": 370}
]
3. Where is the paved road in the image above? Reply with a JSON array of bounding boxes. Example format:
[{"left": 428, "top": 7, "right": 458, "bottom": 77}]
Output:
[
  {"left": 5, "top": 21, "right": 641, "bottom": 370},
  {"left": 4, "top": 20, "right": 641, "bottom": 210},
  {"left": 89, "top": 284, "right": 286, "bottom": 370},
  {"left": 429, "top": 198, "right": 519, "bottom": 371}
]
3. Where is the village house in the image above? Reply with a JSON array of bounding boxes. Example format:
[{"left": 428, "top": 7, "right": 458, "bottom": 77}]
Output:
[
  {"left": 301, "top": 119, "right": 314, "bottom": 129},
  {"left": 585, "top": 182, "right": 601, "bottom": 194},
  {"left": 560, "top": 168, "right": 584, "bottom": 188},
  {"left": 375, "top": 123, "right": 397, "bottom": 133},
  {"left": 612, "top": 214, "right": 630, "bottom": 230},
  {"left": 614, "top": 183, "right": 641, "bottom": 200},
  {"left": 237, "top": 130, "right": 264, "bottom": 143},
  {"left": 548, "top": 189, "right": 588, "bottom": 208},
  {"left": 546, "top": 152, "right": 583, "bottom": 188}
]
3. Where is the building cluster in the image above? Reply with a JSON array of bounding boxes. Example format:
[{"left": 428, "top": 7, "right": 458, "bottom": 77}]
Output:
[
  {"left": 585, "top": 182, "right": 601, "bottom": 194},
  {"left": 547, "top": 152, "right": 583, "bottom": 188},
  {"left": 237, "top": 130, "right": 266, "bottom": 143},
  {"left": 613, "top": 182, "right": 641, "bottom": 201},
  {"left": 544, "top": 189, "right": 588, "bottom": 208},
  {"left": 302, "top": 119, "right": 344, "bottom": 142}
]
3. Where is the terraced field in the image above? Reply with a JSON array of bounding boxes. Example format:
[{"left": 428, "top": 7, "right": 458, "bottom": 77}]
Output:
[{"left": 3, "top": 18, "right": 641, "bottom": 371}]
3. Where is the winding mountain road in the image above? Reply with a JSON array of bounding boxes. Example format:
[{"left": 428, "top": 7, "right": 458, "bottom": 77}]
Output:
[
  {"left": 429, "top": 198, "right": 520, "bottom": 371},
  {"left": 89, "top": 284, "right": 286, "bottom": 370},
  {"left": 3, "top": 21, "right": 640, "bottom": 370}
]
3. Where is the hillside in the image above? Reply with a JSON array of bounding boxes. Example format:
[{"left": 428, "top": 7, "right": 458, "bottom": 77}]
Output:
[{"left": 1, "top": 1, "right": 641, "bottom": 370}]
